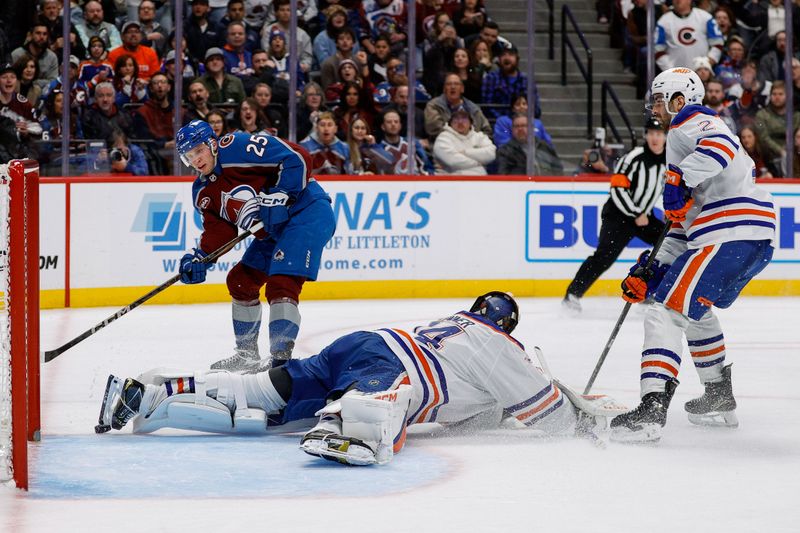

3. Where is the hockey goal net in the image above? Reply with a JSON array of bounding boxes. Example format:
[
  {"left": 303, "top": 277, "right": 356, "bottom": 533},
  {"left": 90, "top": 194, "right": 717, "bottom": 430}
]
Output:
[{"left": 0, "top": 159, "right": 40, "bottom": 491}]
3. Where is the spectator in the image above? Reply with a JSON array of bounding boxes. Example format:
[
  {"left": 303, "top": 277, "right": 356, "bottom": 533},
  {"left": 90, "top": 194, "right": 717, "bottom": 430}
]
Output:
[
  {"left": 38, "top": 0, "right": 86, "bottom": 62},
  {"left": 346, "top": 116, "right": 393, "bottom": 174},
  {"left": 692, "top": 55, "right": 715, "bottom": 86},
  {"left": 714, "top": 6, "right": 739, "bottom": 42},
  {"left": 185, "top": 0, "right": 223, "bottom": 67},
  {"left": 454, "top": 0, "right": 487, "bottom": 39},
  {"left": 655, "top": 0, "right": 724, "bottom": 71},
  {"left": 313, "top": 5, "right": 360, "bottom": 69},
  {"left": 366, "top": 33, "right": 392, "bottom": 85},
  {"left": 98, "top": 128, "right": 149, "bottom": 175},
  {"left": 222, "top": 21, "right": 254, "bottom": 78},
  {"left": 232, "top": 96, "right": 270, "bottom": 134},
  {"left": 133, "top": 72, "right": 178, "bottom": 165},
  {"left": 252, "top": 82, "right": 286, "bottom": 137},
  {"left": 240, "top": 48, "right": 284, "bottom": 100},
  {"left": 264, "top": 29, "right": 306, "bottom": 92},
  {"left": 729, "top": 59, "right": 771, "bottom": 127},
  {"left": 467, "top": 39, "right": 496, "bottom": 102},
  {"left": 300, "top": 110, "right": 352, "bottom": 175},
  {"left": 425, "top": 72, "right": 491, "bottom": 141},
  {"left": 704, "top": 78, "right": 738, "bottom": 133},
  {"left": 76, "top": 0, "right": 122, "bottom": 50},
  {"left": 137, "top": 0, "right": 168, "bottom": 55},
  {"left": 261, "top": 0, "right": 313, "bottom": 74},
  {"left": 358, "top": 0, "right": 408, "bottom": 56},
  {"left": 378, "top": 85, "right": 428, "bottom": 148},
  {"left": 624, "top": 0, "right": 647, "bottom": 76},
  {"left": 206, "top": 107, "right": 228, "bottom": 137},
  {"left": 432, "top": 107, "right": 495, "bottom": 175},
  {"left": 320, "top": 27, "right": 360, "bottom": 90},
  {"left": 739, "top": 125, "right": 781, "bottom": 178},
  {"left": 184, "top": 79, "right": 213, "bottom": 122},
  {"left": 493, "top": 93, "right": 553, "bottom": 148},
  {"left": 793, "top": 58, "right": 800, "bottom": 110},
  {"left": 200, "top": 47, "right": 246, "bottom": 104},
  {"left": 12, "top": 54, "right": 42, "bottom": 104},
  {"left": 373, "top": 56, "right": 431, "bottom": 105},
  {"left": 758, "top": 31, "right": 788, "bottom": 83},
  {"left": 207, "top": 0, "right": 229, "bottom": 29},
  {"left": 332, "top": 80, "right": 376, "bottom": 140},
  {"left": 379, "top": 109, "right": 435, "bottom": 174},
  {"left": 481, "top": 46, "right": 536, "bottom": 119},
  {"left": 216, "top": 0, "right": 259, "bottom": 53},
  {"left": 112, "top": 54, "right": 148, "bottom": 106},
  {"left": 423, "top": 16, "right": 461, "bottom": 95},
  {"left": 243, "top": 0, "right": 273, "bottom": 34},
  {"left": 79, "top": 36, "right": 114, "bottom": 97},
  {"left": 41, "top": 55, "right": 89, "bottom": 115},
  {"left": 793, "top": 127, "right": 800, "bottom": 178},
  {"left": 108, "top": 21, "right": 160, "bottom": 80},
  {"left": 81, "top": 81, "right": 134, "bottom": 141},
  {"left": 715, "top": 36, "right": 747, "bottom": 92},
  {"left": 262, "top": 0, "right": 318, "bottom": 32},
  {"left": 325, "top": 58, "right": 374, "bottom": 105},
  {"left": 11, "top": 23, "right": 59, "bottom": 89},
  {"left": 497, "top": 113, "right": 563, "bottom": 176},
  {"left": 423, "top": 12, "right": 462, "bottom": 55},
  {"left": 465, "top": 20, "right": 511, "bottom": 58},
  {"left": 449, "top": 46, "right": 482, "bottom": 104},
  {"left": 163, "top": 49, "right": 197, "bottom": 103},
  {"left": 0, "top": 63, "right": 42, "bottom": 144},
  {"left": 755, "top": 82, "right": 800, "bottom": 160},
  {"left": 297, "top": 81, "right": 327, "bottom": 140},
  {"left": 38, "top": 87, "right": 81, "bottom": 144}
]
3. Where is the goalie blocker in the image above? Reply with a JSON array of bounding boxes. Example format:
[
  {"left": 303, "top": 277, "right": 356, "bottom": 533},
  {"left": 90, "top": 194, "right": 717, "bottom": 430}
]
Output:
[{"left": 97, "top": 293, "right": 634, "bottom": 465}]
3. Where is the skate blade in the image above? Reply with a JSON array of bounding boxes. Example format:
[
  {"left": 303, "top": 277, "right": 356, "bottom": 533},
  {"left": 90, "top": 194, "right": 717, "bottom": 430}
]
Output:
[
  {"left": 687, "top": 411, "right": 739, "bottom": 428},
  {"left": 300, "top": 438, "right": 376, "bottom": 466},
  {"left": 610, "top": 423, "right": 663, "bottom": 444},
  {"left": 96, "top": 375, "right": 123, "bottom": 434}
]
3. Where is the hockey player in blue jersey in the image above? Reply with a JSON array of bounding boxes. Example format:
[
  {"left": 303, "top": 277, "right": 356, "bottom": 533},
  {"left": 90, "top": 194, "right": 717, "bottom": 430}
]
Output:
[
  {"left": 610, "top": 68, "right": 775, "bottom": 443},
  {"left": 97, "top": 292, "right": 628, "bottom": 465},
  {"left": 175, "top": 120, "right": 336, "bottom": 372}
]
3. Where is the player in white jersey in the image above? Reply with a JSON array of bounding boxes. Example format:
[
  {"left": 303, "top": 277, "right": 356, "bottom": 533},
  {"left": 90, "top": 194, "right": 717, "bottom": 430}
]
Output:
[
  {"left": 610, "top": 68, "right": 775, "bottom": 443},
  {"left": 655, "top": 0, "right": 724, "bottom": 71},
  {"left": 96, "top": 292, "right": 626, "bottom": 465}
]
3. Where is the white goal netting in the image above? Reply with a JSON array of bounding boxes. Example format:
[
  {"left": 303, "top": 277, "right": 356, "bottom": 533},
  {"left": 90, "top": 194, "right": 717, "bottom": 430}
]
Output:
[{"left": 0, "top": 163, "right": 14, "bottom": 485}]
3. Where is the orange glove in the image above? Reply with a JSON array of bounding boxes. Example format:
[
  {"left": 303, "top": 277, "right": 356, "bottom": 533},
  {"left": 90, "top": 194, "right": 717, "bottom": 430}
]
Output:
[
  {"left": 665, "top": 198, "right": 694, "bottom": 222},
  {"left": 621, "top": 275, "right": 648, "bottom": 303}
]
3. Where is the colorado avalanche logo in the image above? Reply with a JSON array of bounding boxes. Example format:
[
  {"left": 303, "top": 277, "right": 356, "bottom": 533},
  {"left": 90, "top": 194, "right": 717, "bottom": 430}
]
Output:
[
  {"left": 677, "top": 26, "right": 697, "bottom": 45},
  {"left": 219, "top": 134, "right": 235, "bottom": 148},
  {"left": 220, "top": 184, "right": 260, "bottom": 229}
]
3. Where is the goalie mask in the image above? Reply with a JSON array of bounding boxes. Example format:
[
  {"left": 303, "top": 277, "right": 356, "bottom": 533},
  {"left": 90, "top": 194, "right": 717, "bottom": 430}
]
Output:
[
  {"left": 470, "top": 291, "right": 519, "bottom": 334},
  {"left": 176, "top": 119, "right": 218, "bottom": 168},
  {"left": 647, "top": 67, "right": 705, "bottom": 115}
]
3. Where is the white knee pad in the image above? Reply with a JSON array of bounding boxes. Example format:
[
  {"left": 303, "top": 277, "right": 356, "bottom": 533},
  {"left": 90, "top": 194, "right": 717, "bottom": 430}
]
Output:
[{"left": 132, "top": 368, "right": 268, "bottom": 435}]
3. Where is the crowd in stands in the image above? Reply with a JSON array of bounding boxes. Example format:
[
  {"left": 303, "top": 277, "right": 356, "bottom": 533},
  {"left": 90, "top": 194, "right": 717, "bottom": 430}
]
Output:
[{"left": 0, "top": 0, "right": 797, "bottom": 176}]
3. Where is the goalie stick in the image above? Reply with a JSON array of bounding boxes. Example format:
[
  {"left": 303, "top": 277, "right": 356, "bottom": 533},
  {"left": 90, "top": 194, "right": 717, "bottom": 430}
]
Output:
[
  {"left": 44, "top": 222, "right": 264, "bottom": 362},
  {"left": 582, "top": 221, "right": 671, "bottom": 394}
]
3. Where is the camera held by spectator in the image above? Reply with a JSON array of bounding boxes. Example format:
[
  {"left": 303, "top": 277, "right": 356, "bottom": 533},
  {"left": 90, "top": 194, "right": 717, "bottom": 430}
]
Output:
[{"left": 587, "top": 127, "right": 606, "bottom": 165}]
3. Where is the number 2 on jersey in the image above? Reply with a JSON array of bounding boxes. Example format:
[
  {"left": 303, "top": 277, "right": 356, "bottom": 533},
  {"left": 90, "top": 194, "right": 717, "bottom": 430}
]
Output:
[{"left": 246, "top": 134, "right": 269, "bottom": 157}]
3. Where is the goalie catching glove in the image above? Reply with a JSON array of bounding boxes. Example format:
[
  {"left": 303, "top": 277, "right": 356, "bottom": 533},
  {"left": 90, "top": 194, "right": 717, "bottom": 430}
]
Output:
[
  {"left": 663, "top": 166, "right": 693, "bottom": 222},
  {"left": 621, "top": 250, "right": 669, "bottom": 303}
]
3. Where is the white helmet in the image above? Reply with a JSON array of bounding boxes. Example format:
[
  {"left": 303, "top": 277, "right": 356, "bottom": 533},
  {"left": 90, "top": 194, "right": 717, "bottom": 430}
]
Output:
[{"left": 648, "top": 67, "right": 705, "bottom": 115}]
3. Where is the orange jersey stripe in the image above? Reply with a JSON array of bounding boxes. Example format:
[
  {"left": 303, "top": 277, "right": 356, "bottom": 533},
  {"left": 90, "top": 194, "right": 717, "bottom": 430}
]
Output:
[
  {"left": 691, "top": 344, "right": 726, "bottom": 357},
  {"left": 666, "top": 246, "right": 715, "bottom": 313},
  {"left": 393, "top": 329, "right": 440, "bottom": 423},
  {"left": 517, "top": 386, "right": 560, "bottom": 421},
  {"left": 698, "top": 139, "right": 735, "bottom": 159},
  {"left": 641, "top": 360, "right": 680, "bottom": 376},
  {"left": 393, "top": 424, "right": 407, "bottom": 453},
  {"left": 691, "top": 208, "right": 776, "bottom": 227}
]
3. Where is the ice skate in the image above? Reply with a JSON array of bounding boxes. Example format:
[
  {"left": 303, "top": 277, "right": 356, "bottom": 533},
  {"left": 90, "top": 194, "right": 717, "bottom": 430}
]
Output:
[
  {"left": 210, "top": 348, "right": 260, "bottom": 372},
  {"left": 561, "top": 294, "right": 582, "bottom": 314},
  {"left": 610, "top": 379, "right": 678, "bottom": 443},
  {"left": 95, "top": 375, "right": 145, "bottom": 433},
  {"left": 685, "top": 364, "right": 738, "bottom": 428},
  {"left": 300, "top": 429, "right": 378, "bottom": 466}
]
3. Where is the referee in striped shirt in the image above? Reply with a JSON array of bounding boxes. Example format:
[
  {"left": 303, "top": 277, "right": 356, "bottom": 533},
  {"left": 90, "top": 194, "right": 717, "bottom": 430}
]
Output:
[{"left": 563, "top": 117, "right": 667, "bottom": 313}]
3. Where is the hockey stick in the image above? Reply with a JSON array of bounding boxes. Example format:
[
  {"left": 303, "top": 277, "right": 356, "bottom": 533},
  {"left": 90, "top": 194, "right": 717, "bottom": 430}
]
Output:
[
  {"left": 582, "top": 221, "right": 672, "bottom": 394},
  {"left": 44, "top": 222, "right": 263, "bottom": 362}
]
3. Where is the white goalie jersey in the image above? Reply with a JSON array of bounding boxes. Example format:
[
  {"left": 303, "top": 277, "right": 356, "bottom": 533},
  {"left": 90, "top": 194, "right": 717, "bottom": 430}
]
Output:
[
  {"left": 375, "top": 312, "right": 577, "bottom": 435},
  {"left": 663, "top": 105, "right": 776, "bottom": 252}
]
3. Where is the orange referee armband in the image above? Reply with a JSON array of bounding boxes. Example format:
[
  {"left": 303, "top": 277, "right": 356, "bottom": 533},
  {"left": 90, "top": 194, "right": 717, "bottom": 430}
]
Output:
[{"left": 610, "top": 174, "right": 631, "bottom": 188}]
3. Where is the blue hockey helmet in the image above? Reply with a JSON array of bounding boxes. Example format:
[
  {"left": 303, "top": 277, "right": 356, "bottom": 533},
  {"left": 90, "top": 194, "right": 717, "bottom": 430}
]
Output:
[
  {"left": 176, "top": 120, "right": 217, "bottom": 166},
  {"left": 470, "top": 291, "right": 519, "bottom": 334}
]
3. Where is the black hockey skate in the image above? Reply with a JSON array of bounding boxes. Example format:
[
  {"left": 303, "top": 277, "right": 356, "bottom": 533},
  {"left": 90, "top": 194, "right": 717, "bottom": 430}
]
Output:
[
  {"left": 95, "top": 375, "right": 145, "bottom": 433},
  {"left": 610, "top": 379, "right": 679, "bottom": 443},
  {"left": 300, "top": 429, "right": 378, "bottom": 466},
  {"left": 210, "top": 348, "right": 261, "bottom": 372},
  {"left": 685, "top": 364, "right": 738, "bottom": 428}
]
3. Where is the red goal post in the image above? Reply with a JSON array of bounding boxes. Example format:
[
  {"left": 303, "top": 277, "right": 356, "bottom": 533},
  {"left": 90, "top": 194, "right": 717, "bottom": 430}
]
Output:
[{"left": 0, "top": 159, "right": 41, "bottom": 491}]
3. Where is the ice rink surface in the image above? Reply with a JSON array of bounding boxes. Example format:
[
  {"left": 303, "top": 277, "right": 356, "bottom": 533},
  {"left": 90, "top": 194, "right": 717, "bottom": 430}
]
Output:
[{"left": 2, "top": 296, "right": 799, "bottom": 532}]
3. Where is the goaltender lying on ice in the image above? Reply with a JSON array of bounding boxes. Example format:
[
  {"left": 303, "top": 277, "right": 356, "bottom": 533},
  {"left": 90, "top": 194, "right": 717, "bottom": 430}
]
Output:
[{"left": 96, "top": 292, "right": 628, "bottom": 466}]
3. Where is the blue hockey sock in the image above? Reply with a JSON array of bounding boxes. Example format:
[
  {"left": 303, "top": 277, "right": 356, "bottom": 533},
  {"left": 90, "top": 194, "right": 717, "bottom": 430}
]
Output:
[
  {"left": 268, "top": 300, "right": 301, "bottom": 355},
  {"left": 232, "top": 301, "right": 262, "bottom": 353}
]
